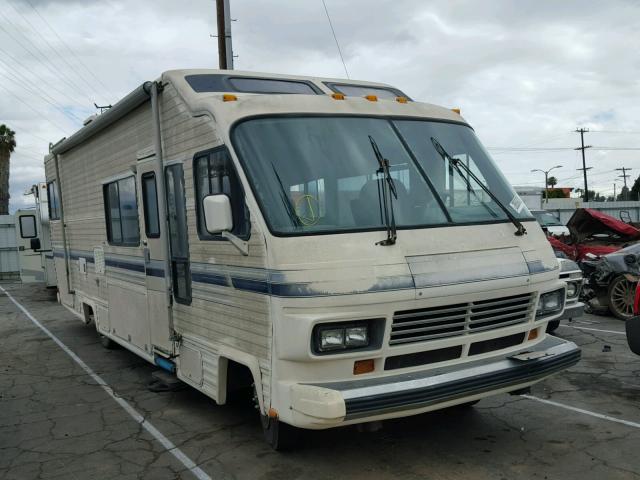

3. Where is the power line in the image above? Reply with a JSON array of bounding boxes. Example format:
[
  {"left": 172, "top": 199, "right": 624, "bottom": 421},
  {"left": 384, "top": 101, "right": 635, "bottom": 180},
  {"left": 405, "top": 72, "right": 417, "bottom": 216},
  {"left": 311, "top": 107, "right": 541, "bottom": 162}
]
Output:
[
  {"left": 0, "top": 83, "right": 68, "bottom": 135},
  {"left": 0, "top": 69, "right": 84, "bottom": 124},
  {"left": 321, "top": 0, "right": 350, "bottom": 79},
  {"left": 0, "top": 10, "right": 93, "bottom": 104},
  {"left": 0, "top": 48, "right": 87, "bottom": 108},
  {"left": 21, "top": 0, "right": 117, "bottom": 99},
  {"left": 7, "top": 0, "right": 104, "bottom": 102}
]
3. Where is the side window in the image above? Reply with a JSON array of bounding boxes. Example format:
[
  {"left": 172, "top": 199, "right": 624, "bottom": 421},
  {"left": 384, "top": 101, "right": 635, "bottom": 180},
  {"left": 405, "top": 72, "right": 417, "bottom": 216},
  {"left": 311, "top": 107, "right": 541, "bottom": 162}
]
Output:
[
  {"left": 193, "top": 147, "right": 250, "bottom": 240},
  {"left": 141, "top": 173, "right": 160, "bottom": 238},
  {"left": 103, "top": 176, "right": 140, "bottom": 246},
  {"left": 47, "top": 181, "right": 61, "bottom": 220},
  {"left": 19, "top": 215, "right": 37, "bottom": 238}
]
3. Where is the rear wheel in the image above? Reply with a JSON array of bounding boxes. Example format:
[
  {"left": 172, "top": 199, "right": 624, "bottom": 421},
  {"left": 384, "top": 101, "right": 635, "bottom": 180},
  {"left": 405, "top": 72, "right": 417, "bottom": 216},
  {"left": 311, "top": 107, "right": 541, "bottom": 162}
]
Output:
[{"left": 608, "top": 276, "right": 636, "bottom": 320}]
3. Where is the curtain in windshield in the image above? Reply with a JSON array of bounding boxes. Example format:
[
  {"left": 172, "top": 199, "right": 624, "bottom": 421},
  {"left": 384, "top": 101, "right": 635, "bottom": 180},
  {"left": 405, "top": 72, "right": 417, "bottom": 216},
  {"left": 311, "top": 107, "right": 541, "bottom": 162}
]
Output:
[
  {"left": 393, "top": 120, "right": 531, "bottom": 223},
  {"left": 233, "top": 117, "right": 447, "bottom": 234}
]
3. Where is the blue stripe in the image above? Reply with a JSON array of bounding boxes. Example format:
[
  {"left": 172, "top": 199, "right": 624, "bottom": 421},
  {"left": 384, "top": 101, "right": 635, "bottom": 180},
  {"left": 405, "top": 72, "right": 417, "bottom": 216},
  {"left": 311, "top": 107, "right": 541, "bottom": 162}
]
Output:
[
  {"left": 104, "top": 258, "right": 145, "bottom": 273},
  {"left": 145, "top": 267, "right": 165, "bottom": 278},
  {"left": 231, "top": 277, "right": 270, "bottom": 294},
  {"left": 191, "top": 271, "right": 228, "bottom": 286}
]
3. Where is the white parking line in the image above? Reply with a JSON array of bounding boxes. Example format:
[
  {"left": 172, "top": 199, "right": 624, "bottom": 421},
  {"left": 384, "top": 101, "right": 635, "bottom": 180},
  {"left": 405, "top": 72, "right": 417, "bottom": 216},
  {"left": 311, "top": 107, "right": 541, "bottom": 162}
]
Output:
[
  {"left": 563, "top": 325, "right": 625, "bottom": 335},
  {"left": 522, "top": 395, "right": 640, "bottom": 429},
  {"left": 0, "top": 286, "right": 212, "bottom": 480}
]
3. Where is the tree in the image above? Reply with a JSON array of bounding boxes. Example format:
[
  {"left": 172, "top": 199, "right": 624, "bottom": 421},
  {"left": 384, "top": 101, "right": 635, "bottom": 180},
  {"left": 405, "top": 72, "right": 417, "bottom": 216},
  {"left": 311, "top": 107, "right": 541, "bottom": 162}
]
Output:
[
  {"left": 547, "top": 176, "right": 558, "bottom": 188},
  {"left": 617, "top": 186, "right": 630, "bottom": 202},
  {"left": 630, "top": 174, "right": 640, "bottom": 201},
  {"left": 0, "top": 125, "right": 16, "bottom": 215},
  {"left": 545, "top": 189, "right": 567, "bottom": 199}
]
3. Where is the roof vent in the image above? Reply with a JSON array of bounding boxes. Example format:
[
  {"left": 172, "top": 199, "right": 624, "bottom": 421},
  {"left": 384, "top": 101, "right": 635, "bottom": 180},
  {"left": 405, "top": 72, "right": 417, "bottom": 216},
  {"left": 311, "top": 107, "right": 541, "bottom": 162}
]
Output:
[{"left": 83, "top": 114, "right": 99, "bottom": 126}]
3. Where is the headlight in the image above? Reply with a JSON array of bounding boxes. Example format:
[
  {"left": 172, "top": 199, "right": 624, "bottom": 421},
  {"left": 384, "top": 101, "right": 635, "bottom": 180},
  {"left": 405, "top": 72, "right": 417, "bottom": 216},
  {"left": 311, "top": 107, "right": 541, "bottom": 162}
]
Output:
[
  {"left": 313, "top": 320, "right": 382, "bottom": 354},
  {"left": 566, "top": 281, "right": 579, "bottom": 298},
  {"left": 536, "top": 289, "right": 565, "bottom": 318}
]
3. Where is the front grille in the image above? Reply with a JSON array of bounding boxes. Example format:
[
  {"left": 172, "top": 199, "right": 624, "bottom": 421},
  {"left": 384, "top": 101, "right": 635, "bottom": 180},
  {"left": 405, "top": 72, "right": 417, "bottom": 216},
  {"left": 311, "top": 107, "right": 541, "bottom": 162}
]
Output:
[{"left": 390, "top": 293, "right": 535, "bottom": 346}]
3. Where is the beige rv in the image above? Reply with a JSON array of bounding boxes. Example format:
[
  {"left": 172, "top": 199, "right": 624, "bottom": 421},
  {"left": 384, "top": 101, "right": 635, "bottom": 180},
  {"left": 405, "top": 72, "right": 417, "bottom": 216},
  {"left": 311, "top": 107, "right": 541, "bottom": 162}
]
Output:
[{"left": 46, "top": 69, "right": 580, "bottom": 449}]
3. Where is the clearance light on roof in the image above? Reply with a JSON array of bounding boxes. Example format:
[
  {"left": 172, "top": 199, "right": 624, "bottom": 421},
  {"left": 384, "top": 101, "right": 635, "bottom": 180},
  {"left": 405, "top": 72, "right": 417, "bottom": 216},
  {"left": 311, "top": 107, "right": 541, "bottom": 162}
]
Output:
[
  {"left": 396, "top": 96, "right": 408, "bottom": 104},
  {"left": 451, "top": 107, "right": 461, "bottom": 114},
  {"left": 331, "top": 93, "right": 345, "bottom": 100},
  {"left": 223, "top": 94, "right": 238, "bottom": 102},
  {"left": 364, "top": 95, "right": 378, "bottom": 102}
]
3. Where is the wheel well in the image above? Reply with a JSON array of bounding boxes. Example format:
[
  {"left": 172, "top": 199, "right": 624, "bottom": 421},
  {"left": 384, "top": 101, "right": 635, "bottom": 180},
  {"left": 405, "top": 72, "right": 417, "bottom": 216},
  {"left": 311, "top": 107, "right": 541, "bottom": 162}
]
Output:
[
  {"left": 81, "top": 303, "right": 94, "bottom": 325},
  {"left": 226, "top": 359, "right": 254, "bottom": 392}
]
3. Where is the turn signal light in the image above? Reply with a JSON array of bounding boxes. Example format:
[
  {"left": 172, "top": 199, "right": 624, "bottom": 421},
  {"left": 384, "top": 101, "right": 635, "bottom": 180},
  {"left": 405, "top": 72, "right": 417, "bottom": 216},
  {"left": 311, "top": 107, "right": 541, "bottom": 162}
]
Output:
[
  {"left": 364, "top": 95, "right": 378, "bottom": 102},
  {"left": 223, "top": 94, "right": 238, "bottom": 102},
  {"left": 331, "top": 93, "right": 345, "bottom": 100},
  {"left": 396, "top": 96, "right": 408, "bottom": 104},
  {"left": 353, "top": 359, "right": 375, "bottom": 375},
  {"left": 528, "top": 329, "right": 539, "bottom": 341}
]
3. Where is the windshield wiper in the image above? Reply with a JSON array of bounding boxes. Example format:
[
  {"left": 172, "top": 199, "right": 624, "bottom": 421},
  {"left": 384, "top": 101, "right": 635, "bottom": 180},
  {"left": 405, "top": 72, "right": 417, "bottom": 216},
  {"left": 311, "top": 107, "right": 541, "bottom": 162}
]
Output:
[
  {"left": 369, "top": 135, "right": 398, "bottom": 246},
  {"left": 430, "top": 137, "right": 527, "bottom": 236}
]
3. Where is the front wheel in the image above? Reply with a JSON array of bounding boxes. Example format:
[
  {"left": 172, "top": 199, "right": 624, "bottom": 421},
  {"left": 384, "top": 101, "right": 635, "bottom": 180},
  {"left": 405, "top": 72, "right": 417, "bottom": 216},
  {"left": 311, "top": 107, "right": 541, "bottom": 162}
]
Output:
[
  {"left": 608, "top": 275, "right": 636, "bottom": 320},
  {"left": 261, "top": 415, "right": 300, "bottom": 451}
]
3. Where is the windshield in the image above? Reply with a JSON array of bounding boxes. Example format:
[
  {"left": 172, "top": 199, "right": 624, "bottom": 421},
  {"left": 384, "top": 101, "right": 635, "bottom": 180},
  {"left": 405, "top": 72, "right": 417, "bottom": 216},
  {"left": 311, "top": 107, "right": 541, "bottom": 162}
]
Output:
[
  {"left": 232, "top": 116, "right": 532, "bottom": 235},
  {"left": 532, "top": 211, "right": 563, "bottom": 227}
]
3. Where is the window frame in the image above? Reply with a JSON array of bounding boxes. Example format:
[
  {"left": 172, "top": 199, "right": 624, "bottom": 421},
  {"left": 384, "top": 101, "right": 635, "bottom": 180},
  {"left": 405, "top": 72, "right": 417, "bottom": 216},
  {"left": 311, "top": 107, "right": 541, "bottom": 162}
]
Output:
[
  {"left": 47, "top": 180, "right": 60, "bottom": 220},
  {"left": 102, "top": 175, "right": 141, "bottom": 247},
  {"left": 19, "top": 215, "right": 37, "bottom": 239},
  {"left": 184, "top": 74, "right": 323, "bottom": 95},
  {"left": 141, "top": 172, "right": 160, "bottom": 239},
  {"left": 323, "top": 82, "right": 411, "bottom": 100},
  {"left": 192, "top": 146, "right": 251, "bottom": 241},
  {"left": 229, "top": 113, "right": 537, "bottom": 238}
]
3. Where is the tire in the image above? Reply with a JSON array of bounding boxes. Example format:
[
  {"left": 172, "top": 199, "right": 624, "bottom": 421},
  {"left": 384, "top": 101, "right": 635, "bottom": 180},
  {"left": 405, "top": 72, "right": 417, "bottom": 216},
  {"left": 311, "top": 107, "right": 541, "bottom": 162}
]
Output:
[
  {"left": 608, "top": 275, "right": 636, "bottom": 320},
  {"left": 100, "top": 334, "right": 118, "bottom": 349},
  {"left": 261, "top": 415, "right": 300, "bottom": 451},
  {"left": 546, "top": 319, "right": 560, "bottom": 333}
]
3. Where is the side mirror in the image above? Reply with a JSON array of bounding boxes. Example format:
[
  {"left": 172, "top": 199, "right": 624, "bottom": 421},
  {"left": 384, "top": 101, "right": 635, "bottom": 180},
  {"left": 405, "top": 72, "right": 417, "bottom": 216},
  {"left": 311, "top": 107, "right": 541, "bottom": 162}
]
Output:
[
  {"left": 30, "top": 238, "right": 41, "bottom": 251},
  {"left": 626, "top": 316, "right": 640, "bottom": 355},
  {"left": 203, "top": 194, "right": 233, "bottom": 234}
]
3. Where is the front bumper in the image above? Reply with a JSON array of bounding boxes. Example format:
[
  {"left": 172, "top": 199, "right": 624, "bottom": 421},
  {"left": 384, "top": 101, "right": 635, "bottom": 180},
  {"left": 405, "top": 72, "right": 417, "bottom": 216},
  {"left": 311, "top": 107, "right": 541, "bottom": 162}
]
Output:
[
  {"left": 557, "top": 301, "right": 584, "bottom": 322},
  {"left": 286, "top": 336, "right": 580, "bottom": 428}
]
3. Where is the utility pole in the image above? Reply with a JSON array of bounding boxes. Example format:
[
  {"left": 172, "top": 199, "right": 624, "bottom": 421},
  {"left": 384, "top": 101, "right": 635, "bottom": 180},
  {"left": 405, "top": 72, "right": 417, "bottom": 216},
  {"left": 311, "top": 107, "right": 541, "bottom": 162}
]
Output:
[
  {"left": 615, "top": 167, "right": 632, "bottom": 200},
  {"left": 613, "top": 183, "right": 617, "bottom": 200},
  {"left": 575, "top": 128, "right": 592, "bottom": 202},
  {"left": 215, "top": 0, "right": 234, "bottom": 69},
  {"left": 531, "top": 165, "right": 562, "bottom": 204}
]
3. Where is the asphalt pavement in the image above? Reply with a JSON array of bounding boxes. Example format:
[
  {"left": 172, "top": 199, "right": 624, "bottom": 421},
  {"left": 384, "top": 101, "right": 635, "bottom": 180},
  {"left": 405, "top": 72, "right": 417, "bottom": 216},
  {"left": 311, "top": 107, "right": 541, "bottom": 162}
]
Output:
[{"left": 1, "top": 283, "right": 639, "bottom": 480}]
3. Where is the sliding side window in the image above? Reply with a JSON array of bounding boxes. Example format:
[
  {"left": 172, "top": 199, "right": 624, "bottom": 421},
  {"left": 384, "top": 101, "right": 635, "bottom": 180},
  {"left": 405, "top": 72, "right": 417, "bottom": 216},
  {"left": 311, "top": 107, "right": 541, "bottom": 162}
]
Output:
[
  {"left": 47, "top": 181, "right": 61, "bottom": 220},
  {"left": 194, "top": 146, "right": 250, "bottom": 240},
  {"left": 103, "top": 176, "right": 140, "bottom": 246},
  {"left": 141, "top": 172, "right": 160, "bottom": 238}
]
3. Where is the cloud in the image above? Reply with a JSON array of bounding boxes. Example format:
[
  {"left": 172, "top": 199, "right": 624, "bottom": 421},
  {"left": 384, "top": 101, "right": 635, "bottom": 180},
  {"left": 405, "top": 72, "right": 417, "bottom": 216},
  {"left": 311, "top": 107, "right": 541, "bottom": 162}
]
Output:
[{"left": 1, "top": 0, "right": 638, "bottom": 210}]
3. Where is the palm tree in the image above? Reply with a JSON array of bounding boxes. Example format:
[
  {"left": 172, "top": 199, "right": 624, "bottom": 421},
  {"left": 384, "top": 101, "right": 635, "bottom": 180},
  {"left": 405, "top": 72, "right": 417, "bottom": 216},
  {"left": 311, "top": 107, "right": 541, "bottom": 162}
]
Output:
[{"left": 0, "top": 125, "right": 16, "bottom": 215}]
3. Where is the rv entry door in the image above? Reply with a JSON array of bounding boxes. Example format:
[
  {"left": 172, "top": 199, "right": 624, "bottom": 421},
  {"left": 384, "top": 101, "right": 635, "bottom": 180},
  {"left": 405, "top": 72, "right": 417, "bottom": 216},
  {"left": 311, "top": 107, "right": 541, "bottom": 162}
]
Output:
[{"left": 137, "top": 159, "right": 173, "bottom": 354}]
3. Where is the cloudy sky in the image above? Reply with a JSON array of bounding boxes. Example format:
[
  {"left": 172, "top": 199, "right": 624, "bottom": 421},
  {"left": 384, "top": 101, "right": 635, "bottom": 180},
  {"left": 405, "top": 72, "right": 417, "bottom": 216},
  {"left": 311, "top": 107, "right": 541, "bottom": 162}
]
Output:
[{"left": 1, "top": 0, "right": 639, "bottom": 211}]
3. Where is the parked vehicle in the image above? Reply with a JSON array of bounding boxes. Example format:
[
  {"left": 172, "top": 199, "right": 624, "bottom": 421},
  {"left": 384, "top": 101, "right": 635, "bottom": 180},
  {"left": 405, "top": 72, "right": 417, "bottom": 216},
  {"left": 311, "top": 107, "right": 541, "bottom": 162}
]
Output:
[
  {"left": 14, "top": 183, "right": 56, "bottom": 286},
  {"left": 548, "top": 208, "right": 640, "bottom": 261},
  {"left": 580, "top": 243, "right": 640, "bottom": 320},
  {"left": 531, "top": 210, "right": 570, "bottom": 237},
  {"left": 45, "top": 69, "right": 580, "bottom": 449},
  {"left": 547, "top": 258, "right": 584, "bottom": 333},
  {"left": 624, "top": 282, "right": 640, "bottom": 354}
]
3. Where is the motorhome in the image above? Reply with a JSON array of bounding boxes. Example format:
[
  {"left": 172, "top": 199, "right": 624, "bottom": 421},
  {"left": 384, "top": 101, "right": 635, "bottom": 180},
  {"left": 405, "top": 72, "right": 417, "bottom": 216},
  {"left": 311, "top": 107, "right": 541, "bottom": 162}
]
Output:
[
  {"left": 46, "top": 69, "right": 580, "bottom": 449},
  {"left": 15, "top": 183, "right": 56, "bottom": 286}
]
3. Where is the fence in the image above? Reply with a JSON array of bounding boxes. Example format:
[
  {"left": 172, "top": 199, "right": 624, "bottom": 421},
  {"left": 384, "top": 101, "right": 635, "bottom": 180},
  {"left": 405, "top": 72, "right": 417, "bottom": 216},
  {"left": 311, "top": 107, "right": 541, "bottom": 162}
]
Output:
[
  {"left": 543, "top": 199, "right": 640, "bottom": 225},
  {"left": 0, "top": 215, "right": 19, "bottom": 280}
]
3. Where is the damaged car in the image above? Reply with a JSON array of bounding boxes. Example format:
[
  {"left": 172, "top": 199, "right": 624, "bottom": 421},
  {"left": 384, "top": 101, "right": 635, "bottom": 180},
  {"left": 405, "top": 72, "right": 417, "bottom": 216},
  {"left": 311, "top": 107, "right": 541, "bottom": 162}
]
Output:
[{"left": 581, "top": 243, "right": 640, "bottom": 320}]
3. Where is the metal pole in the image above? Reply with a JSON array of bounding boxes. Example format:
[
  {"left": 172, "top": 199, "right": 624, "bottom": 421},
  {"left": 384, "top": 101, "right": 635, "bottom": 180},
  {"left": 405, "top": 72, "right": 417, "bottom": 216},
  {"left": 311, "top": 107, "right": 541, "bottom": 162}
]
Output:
[
  {"left": 575, "top": 128, "right": 592, "bottom": 202},
  {"left": 544, "top": 171, "right": 549, "bottom": 204},
  {"left": 216, "top": 0, "right": 233, "bottom": 69}
]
